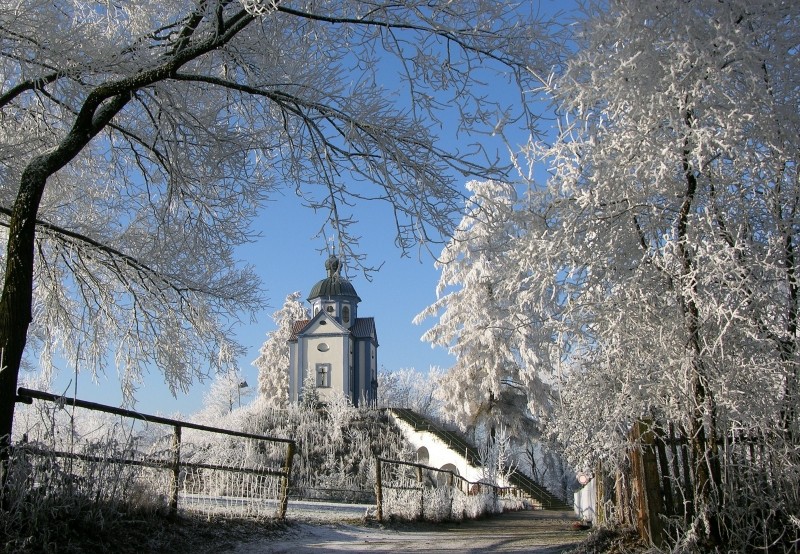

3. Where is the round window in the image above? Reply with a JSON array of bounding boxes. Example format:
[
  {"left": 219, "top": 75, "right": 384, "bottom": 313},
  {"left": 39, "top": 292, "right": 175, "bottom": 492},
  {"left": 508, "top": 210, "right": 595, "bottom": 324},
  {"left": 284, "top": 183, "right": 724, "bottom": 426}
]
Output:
[{"left": 317, "top": 343, "right": 329, "bottom": 352}]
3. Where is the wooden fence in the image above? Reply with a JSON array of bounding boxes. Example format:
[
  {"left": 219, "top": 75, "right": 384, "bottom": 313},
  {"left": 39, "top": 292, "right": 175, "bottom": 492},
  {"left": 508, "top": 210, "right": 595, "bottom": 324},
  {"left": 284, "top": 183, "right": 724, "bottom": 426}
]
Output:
[
  {"left": 374, "top": 456, "right": 526, "bottom": 522},
  {"left": 14, "top": 387, "right": 296, "bottom": 518},
  {"left": 594, "top": 419, "right": 799, "bottom": 550}
]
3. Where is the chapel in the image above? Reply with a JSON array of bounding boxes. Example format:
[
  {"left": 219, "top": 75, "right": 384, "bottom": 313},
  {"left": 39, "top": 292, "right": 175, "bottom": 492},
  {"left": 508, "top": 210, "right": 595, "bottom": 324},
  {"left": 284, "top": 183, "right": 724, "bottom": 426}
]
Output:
[{"left": 287, "top": 255, "right": 378, "bottom": 406}]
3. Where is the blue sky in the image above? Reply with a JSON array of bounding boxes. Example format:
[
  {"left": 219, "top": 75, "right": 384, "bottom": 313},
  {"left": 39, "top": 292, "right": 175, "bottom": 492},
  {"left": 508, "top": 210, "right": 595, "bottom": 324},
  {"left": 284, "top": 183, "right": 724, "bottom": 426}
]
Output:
[
  {"left": 44, "top": 131, "right": 523, "bottom": 418},
  {"left": 46, "top": 190, "right": 461, "bottom": 415},
  {"left": 47, "top": 141, "right": 528, "bottom": 417}
]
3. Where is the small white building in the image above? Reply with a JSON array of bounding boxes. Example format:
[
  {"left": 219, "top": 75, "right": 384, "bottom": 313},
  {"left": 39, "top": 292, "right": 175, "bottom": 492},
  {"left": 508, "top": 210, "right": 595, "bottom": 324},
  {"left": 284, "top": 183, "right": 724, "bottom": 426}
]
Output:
[{"left": 287, "top": 256, "right": 378, "bottom": 406}]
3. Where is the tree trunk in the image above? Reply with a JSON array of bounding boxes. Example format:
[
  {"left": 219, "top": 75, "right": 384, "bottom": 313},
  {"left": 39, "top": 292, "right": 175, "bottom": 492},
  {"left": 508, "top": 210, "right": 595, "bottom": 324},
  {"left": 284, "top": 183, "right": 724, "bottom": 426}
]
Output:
[
  {"left": 678, "top": 122, "right": 722, "bottom": 546},
  {"left": 687, "top": 371, "right": 722, "bottom": 545},
  {"left": 780, "top": 229, "right": 799, "bottom": 439},
  {"left": 0, "top": 5, "right": 257, "bottom": 460},
  {"left": 0, "top": 93, "right": 131, "bottom": 463},
  {"left": 0, "top": 165, "right": 48, "bottom": 472}
]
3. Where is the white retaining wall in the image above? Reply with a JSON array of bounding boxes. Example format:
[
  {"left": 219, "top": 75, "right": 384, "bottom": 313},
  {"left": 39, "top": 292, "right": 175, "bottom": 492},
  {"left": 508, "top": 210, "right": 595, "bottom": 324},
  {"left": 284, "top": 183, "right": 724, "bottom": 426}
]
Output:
[{"left": 388, "top": 411, "right": 485, "bottom": 483}]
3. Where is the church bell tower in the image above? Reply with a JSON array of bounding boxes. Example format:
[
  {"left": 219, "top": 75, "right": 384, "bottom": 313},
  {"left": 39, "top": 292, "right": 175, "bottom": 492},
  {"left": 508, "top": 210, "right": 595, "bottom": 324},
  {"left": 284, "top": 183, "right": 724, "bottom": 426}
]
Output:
[{"left": 287, "top": 256, "right": 378, "bottom": 406}]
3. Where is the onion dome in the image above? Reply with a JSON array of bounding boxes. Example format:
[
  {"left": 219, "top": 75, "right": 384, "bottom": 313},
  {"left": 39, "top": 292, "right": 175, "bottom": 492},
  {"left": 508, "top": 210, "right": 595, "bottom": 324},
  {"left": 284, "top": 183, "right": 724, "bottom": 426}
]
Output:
[{"left": 307, "top": 255, "right": 361, "bottom": 302}]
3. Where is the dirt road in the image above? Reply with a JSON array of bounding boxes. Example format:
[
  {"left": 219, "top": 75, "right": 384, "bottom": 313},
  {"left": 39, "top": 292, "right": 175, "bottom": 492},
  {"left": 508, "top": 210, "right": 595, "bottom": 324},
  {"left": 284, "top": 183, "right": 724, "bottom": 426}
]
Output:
[{"left": 232, "top": 509, "right": 588, "bottom": 553}]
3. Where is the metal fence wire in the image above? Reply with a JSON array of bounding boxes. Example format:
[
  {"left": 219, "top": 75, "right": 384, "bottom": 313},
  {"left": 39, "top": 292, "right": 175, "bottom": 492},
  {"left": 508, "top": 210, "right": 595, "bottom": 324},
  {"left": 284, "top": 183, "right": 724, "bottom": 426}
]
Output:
[{"left": 12, "top": 388, "right": 296, "bottom": 520}]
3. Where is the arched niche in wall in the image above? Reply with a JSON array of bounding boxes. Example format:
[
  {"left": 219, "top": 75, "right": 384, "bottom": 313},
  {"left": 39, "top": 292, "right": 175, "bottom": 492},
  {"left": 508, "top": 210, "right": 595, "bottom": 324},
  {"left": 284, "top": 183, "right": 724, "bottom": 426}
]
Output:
[{"left": 416, "top": 446, "right": 429, "bottom": 465}]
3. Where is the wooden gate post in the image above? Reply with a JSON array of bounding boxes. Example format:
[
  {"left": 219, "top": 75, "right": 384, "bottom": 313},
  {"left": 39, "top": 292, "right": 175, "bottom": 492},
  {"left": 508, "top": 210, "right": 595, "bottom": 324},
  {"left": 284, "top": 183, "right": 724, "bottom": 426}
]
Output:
[
  {"left": 374, "top": 458, "right": 383, "bottom": 522},
  {"left": 595, "top": 460, "right": 605, "bottom": 524},
  {"left": 278, "top": 441, "right": 296, "bottom": 520},
  {"left": 632, "top": 420, "right": 666, "bottom": 547},
  {"left": 170, "top": 425, "right": 182, "bottom": 516}
]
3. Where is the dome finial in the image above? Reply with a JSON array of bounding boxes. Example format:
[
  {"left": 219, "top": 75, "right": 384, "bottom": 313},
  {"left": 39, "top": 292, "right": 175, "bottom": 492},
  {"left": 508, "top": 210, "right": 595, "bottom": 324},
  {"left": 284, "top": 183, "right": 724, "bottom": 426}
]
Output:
[
  {"left": 308, "top": 254, "right": 359, "bottom": 303},
  {"left": 325, "top": 255, "right": 340, "bottom": 278}
]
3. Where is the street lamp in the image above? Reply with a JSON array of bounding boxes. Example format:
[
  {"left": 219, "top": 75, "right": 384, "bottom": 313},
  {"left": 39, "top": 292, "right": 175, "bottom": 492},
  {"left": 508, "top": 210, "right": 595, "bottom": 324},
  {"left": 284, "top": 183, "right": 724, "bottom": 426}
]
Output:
[{"left": 237, "top": 380, "right": 249, "bottom": 407}]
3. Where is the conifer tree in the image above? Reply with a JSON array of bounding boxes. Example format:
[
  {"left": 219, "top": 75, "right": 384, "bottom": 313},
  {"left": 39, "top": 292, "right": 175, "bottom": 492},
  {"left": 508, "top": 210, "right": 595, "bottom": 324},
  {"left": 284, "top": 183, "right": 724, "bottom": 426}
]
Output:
[{"left": 253, "top": 292, "right": 308, "bottom": 407}]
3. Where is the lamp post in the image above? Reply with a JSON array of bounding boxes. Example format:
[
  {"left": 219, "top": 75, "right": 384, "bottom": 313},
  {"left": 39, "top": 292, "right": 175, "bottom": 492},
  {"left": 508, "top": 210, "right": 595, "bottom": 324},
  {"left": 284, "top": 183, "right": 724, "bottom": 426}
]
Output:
[{"left": 237, "top": 380, "right": 248, "bottom": 407}]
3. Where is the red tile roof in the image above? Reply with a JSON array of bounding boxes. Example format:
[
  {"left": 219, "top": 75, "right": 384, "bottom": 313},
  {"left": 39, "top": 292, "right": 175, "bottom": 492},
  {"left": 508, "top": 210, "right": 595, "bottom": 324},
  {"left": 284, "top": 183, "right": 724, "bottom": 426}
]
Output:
[{"left": 288, "top": 317, "right": 377, "bottom": 343}]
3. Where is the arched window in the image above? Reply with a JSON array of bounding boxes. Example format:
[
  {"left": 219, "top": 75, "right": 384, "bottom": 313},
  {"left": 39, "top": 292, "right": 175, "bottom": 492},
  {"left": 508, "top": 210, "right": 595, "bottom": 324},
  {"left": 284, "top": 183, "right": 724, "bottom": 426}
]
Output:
[{"left": 342, "top": 305, "right": 350, "bottom": 324}]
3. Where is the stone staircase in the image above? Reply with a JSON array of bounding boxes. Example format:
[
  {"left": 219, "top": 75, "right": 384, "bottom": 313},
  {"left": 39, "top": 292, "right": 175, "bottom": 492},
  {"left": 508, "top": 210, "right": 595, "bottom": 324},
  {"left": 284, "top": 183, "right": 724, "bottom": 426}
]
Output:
[{"left": 391, "top": 408, "right": 572, "bottom": 510}]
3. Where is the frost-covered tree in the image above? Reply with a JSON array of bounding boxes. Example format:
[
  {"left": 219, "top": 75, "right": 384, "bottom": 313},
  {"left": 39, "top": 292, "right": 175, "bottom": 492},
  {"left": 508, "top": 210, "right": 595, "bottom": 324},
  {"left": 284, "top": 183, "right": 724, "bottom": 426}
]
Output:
[
  {"left": 196, "top": 367, "right": 252, "bottom": 421},
  {"left": 0, "top": 0, "right": 561, "bottom": 446},
  {"left": 252, "top": 292, "right": 308, "bottom": 407},
  {"left": 477, "top": 423, "right": 516, "bottom": 487},
  {"left": 377, "top": 366, "right": 443, "bottom": 418},
  {"left": 509, "top": 0, "right": 800, "bottom": 546},
  {"left": 415, "top": 180, "right": 553, "bottom": 439},
  {"left": 299, "top": 372, "right": 320, "bottom": 411}
]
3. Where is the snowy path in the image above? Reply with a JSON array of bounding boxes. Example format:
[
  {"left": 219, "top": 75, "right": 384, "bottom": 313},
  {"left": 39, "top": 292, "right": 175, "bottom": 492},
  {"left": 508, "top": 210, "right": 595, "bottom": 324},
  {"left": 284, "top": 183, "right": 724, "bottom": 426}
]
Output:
[{"left": 232, "top": 509, "right": 587, "bottom": 553}]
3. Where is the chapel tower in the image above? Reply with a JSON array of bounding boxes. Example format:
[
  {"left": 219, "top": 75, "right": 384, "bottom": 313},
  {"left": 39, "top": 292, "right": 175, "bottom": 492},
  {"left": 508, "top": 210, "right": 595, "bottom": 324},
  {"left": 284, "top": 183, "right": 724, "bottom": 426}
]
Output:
[{"left": 287, "top": 256, "right": 378, "bottom": 406}]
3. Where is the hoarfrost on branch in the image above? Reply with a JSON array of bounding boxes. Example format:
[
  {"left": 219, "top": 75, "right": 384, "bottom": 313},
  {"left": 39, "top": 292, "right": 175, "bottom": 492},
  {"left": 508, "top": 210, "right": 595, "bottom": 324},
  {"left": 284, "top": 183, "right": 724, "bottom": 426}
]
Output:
[{"left": 0, "top": 0, "right": 558, "bottom": 443}]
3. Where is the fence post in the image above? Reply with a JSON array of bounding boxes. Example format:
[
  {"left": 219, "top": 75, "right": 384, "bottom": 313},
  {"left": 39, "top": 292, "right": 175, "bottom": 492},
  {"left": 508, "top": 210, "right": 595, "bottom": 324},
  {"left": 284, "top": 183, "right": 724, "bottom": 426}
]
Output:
[
  {"left": 615, "top": 468, "right": 631, "bottom": 525},
  {"left": 375, "top": 458, "right": 383, "bottom": 522},
  {"left": 278, "top": 441, "right": 296, "bottom": 520},
  {"left": 170, "top": 425, "right": 181, "bottom": 516},
  {"left": 677, "top": 423, "right": 694, "bottom": 522},
  {"left": 654, "top": 427, "right": 674, "bottom": 517},
  {"left": 667, "top": 423, "right": 685, "bottom": 518},
  {"left": 595, "top": 460, "right": 605, "bottom": 524},
  {"left": 416, "top": 465, "right": 424, "bottom": 519},
  {"left": 631, "top": 420, "right": 665, "bottom": 548},
  {"left": 448, "top": 472, "right": 454, "bottom": 519}
]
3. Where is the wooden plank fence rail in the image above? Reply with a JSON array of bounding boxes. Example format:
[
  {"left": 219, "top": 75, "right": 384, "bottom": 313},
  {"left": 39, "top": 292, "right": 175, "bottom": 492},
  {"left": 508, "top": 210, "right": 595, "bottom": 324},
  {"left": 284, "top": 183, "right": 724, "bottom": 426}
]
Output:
[
  {"left": 8, "top": 445, "right": 291, "bottom": 478},
  {"left": 15, "top": 387, "right": 297, "bottom": 519}
]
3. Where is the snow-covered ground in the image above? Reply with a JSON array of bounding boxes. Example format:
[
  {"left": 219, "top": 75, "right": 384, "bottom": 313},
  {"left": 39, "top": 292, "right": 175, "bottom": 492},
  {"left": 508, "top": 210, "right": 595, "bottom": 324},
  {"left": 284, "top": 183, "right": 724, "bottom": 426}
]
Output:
[
  {"left": 177, "top": 494, "right": 587, "bottom": 553},
  {"left": 231, "top": 509, "right": 586, "bottom": 553},
  {"left": 284, "top": 500, "right": 375, "bottom": 521}
]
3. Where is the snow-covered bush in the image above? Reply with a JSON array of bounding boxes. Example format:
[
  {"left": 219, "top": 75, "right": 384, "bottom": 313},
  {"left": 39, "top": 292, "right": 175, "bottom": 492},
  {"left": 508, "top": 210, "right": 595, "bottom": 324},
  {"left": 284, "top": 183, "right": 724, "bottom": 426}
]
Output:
[
  {"left": 185, "top": 393, "right": 413, "bottom": 503},
  {"left": 452, "top": 486, "right": 501, "bottom": 520},
  {"left": 3, "top": 401, "right": 173, "bottom": 552},
  {"left": 378, "top": 460, "right": 506, "bottom": 523}
]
